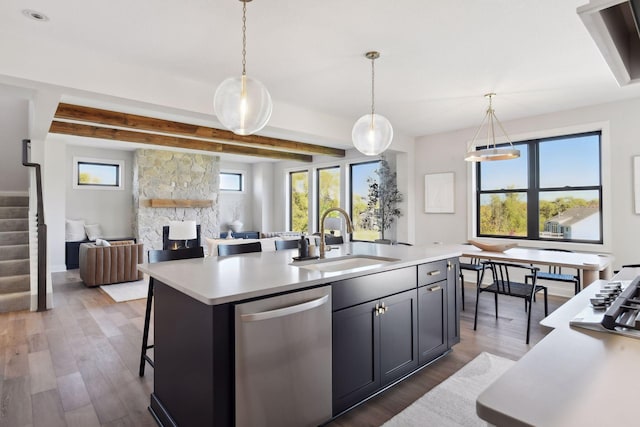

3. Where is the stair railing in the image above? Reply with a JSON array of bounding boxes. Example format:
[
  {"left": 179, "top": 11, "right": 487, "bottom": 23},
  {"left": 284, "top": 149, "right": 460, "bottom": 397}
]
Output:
[{"left": 21, "top": 139, "right": 47, "bottom": 311}]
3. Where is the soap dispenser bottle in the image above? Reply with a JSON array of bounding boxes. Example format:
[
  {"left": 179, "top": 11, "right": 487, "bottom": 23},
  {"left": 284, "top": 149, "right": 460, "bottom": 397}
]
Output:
[{"left": 298, "top": 235, "right": 309, "bottom": 259}]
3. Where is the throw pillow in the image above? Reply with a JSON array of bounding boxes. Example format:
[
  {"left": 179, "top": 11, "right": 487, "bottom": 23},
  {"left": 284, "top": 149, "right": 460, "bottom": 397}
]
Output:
[
  {"left": 65, "top": 219, "right": 86, "bottom": 241},
  {"left": 95, "top": 238, "right": 111, "bottom": 247},
  {"left": 84, "top": 224, "right": 103, "bottom": 241}
]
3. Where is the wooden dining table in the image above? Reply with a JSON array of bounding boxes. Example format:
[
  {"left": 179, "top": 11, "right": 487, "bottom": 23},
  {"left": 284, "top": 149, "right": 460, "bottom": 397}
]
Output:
[{"left": 459, "top": 245, "right": 614, "bottom": 287}]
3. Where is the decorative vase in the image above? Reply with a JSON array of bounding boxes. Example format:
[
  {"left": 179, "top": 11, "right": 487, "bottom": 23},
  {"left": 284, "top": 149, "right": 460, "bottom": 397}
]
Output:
[{"left": 230, "top": 220, "right": 243, "bottom": 233}]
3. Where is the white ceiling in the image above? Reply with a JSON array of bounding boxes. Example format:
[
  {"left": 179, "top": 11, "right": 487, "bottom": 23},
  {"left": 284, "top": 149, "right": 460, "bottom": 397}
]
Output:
[{"left": 2, "top": 0, "right": 640, "bottom": 155}]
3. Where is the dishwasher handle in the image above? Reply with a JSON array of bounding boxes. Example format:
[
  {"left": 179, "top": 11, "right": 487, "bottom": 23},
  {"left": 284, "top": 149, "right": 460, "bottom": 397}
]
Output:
[{"left": 240, "top": 294, "right": 329, "bottom": 322}]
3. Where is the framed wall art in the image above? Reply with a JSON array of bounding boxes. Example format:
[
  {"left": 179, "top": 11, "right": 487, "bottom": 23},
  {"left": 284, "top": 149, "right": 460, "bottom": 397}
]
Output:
[{"left": 424, "top": 172, "right": 455, "bottom": 213}]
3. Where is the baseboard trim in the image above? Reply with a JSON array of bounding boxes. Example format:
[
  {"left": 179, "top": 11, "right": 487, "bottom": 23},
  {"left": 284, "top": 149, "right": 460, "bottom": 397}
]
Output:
[
  {"left": 51, "top": 264, "right": 67, "bottom": 273},
  {"left": 0, "top": 191, "right": 29, "bottom": 196}
]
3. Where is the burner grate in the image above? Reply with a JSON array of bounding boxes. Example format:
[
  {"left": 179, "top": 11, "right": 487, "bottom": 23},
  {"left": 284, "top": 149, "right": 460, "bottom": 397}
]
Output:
[{"left": 601, "top": 277, "right": 640, "bottom": 332}]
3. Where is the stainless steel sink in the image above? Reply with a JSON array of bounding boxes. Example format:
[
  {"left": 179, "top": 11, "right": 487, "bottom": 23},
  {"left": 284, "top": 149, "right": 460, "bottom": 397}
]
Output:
[{"left": 292, "top": 255, "right": 399, "bottom": 273}]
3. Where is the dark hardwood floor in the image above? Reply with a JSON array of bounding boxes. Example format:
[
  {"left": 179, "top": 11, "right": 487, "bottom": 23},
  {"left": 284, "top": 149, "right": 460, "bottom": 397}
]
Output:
[{"left": 0, "top": 270, "right": 567, "bottom": 427}]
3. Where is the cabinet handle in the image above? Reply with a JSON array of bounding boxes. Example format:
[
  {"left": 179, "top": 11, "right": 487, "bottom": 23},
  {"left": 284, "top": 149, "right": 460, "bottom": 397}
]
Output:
[
  {"left": 447, "top": 261, "right": 452, "bottom": 270},
  {"left": 428, "top": 285, "right": 442, "bottom": 292},
  {"left": 381, "top": 301, "right": 388, "bottom": 314},
  {"left": 374, "top": 303, "right": 380, "bottom": 317},
  {"left": 427, "top": 270, "right": 441, "bottom": 276}
]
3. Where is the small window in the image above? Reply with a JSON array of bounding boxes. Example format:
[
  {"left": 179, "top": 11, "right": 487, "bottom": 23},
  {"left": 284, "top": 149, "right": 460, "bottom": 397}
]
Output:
[
  {"left": 73, "top": 157, "right": 124, "bottom": 190},
  {"left": 220, "top": 172, "right": 243, "bottom": 192}
]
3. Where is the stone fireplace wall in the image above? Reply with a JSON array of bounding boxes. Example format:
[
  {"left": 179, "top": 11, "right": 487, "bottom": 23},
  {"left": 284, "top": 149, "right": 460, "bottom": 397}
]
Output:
[{"left": 133, "top": 149, "right": 220, "bottom": 251}]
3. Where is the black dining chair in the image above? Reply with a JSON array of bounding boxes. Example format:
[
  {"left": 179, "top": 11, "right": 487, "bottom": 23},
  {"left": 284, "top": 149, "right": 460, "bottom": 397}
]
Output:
[
  {"left": 474, "top": 261, "right": 548, "bottom": 344},
  {"left": 139, "top": 246, "right": 204, "bottom": 377},
  {"left": 524, "top": 249, "right": 581, "bottom": 295},
  {"left": 459, "top": 257, "right": 487, "bottom": 311},
  {"left": 275, "top": 239, "right": 300, "bottom": 250},
  {"left": 217, "top": 241, "right": 262, "bottom": 256},
  {"left": 313, "top": 234, "right": 344, "bottom": 246}
]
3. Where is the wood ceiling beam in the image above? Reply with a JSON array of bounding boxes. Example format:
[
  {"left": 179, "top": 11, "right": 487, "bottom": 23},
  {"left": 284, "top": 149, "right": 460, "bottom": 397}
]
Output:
[
  {"left": 54, "top": 103, "right": 346, "bottom": 157},
  {"left": 49, "top": 121, "right": 313, "bottom": 162}
]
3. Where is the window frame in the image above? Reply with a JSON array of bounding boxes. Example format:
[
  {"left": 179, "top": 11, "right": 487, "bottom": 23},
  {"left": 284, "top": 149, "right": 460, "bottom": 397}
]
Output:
[
  {"left": 475, "top": 131, "right": 603, "bottom": 244},
  {"left": 219, "top": 171, "right": 244, "bottom": 192},
  {"left": 289, "top": 169, "right": 309, "bottom": 233},
  {"left": 72, "top": 157, "right": 124, "bottom": 190},
  {"left": 316, "top": 165, "right": 341, "bottom": 227},
  {"left": 349, "top": 160, "right": 382, "bottom": 242},
  {"left": 283, "top": 157, "right": 394, "bottom": 241}
]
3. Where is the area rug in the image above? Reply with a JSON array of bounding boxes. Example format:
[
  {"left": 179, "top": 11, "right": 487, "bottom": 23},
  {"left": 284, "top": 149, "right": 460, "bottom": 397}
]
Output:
[
  {"left": 382, "top": 352, "right": 515, "bottom": 427},
  {"left": 99, "top": 276, "right": 149, "bottom": 302}
]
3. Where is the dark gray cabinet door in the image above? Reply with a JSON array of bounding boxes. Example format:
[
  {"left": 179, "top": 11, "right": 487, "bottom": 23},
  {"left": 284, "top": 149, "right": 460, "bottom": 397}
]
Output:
[
  {"left": 332, "top": 300, "right": 380, "bottom": 415},
  {"left": 447, "top": 258, "right": 461, "bottom": 346},
  {"left": 332, "top": 289, "right": 418, "bottom": 415},
  {"left": 417, "top": 282, "right": 447, "bottom": 365},
  {"left": 379, "top": 289, "right": 418, "bottom": 386}
]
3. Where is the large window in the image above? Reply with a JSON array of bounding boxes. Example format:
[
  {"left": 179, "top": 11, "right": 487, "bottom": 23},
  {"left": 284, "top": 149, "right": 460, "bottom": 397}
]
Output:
[
  {"left": 350, "top": 161, "right": 381, "bottom": 241},
  {"left": 317, "top": 166, "right": 341, "bottom": 231},
  {"left": 476, "top": 132, "right": 602, "bottom": 243},
  {"left": 73, "top": 157, "right": 123, "bottom": 190},
  {"left": 289, "top": 170, "right": 309, "bottom": 233}
]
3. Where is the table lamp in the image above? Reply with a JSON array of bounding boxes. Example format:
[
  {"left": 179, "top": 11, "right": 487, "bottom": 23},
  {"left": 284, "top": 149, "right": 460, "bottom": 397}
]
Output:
[{"left": 169, "top": 220, "right": 197, "bottom": 249}]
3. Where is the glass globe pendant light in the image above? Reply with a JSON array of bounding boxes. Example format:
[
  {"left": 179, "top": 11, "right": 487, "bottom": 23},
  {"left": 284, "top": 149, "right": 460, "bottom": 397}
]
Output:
[
  {"left": 352, "top": 51, "right": 393, "bottom": 156},
  {"left": 214, "top": 0, "right": 272, "bottom": 136}
]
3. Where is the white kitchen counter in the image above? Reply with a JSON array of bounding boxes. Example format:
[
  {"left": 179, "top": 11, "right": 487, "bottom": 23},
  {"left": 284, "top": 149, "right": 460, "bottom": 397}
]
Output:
[
  {"left": 476, "top": 268, "right": 640, "bottom": 426},
  {"left": 138, "top": 242, "right": 461, "bottom": 305}
]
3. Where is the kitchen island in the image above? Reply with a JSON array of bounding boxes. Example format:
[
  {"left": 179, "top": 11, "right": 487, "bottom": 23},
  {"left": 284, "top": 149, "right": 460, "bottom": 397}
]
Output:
[
  {"left": 138, "top": 242, "right": 462, "bottom": 426},
  {"left": 476, "top": 267, "right": 640, "bottom": 426}
]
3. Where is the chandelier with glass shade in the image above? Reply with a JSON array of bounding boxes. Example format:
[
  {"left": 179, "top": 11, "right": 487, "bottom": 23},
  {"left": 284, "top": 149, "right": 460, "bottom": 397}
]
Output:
[
  {"left": 214, "top": 0, "right": 272, "bottom": 136},
  {"left": 352, "top": 51, "right": 394, "bottom": 156}
]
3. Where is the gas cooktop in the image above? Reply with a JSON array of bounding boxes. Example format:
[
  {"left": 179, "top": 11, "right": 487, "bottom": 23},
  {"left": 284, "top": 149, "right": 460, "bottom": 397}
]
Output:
[{"left": 570, "top": 276, "right": 640, "bottom": 339}]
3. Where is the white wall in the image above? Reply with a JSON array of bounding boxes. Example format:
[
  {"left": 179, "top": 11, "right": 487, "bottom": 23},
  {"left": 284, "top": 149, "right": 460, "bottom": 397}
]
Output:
[
  {"left": 252, "top": 162, "right": 274, "bottom": 233},
  {"left": 218, "top": 161, "right": 254, "bottom": 235},
  {"left": 42, "top": 137, "right": 66, "bottom": 271},
  {"left": 414, "top": 96, "right": 640, "bottom": 270},
  {"left": 65, "top": 145, "right": 134, "bottom": 238},
  {"left": 0, "top": 96, "right": 29, "bottom": 192}
]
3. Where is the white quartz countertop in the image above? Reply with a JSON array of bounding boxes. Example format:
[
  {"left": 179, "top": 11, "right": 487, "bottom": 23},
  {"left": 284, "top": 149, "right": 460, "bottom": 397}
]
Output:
[
  {"left": 138, "top": 242, "right": 461, "bottom": 305},
  {"left": 476, "top": 268, "right": 640, "bottom": 427}
]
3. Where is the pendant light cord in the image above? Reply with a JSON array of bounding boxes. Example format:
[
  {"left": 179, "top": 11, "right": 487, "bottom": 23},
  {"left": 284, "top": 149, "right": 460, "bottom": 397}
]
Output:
[
  {"left": 241, "top": 1, "right": 247, "bottom": 77},
  {"left": 371, "top": 56, "right": 375, "bottom": 116}
]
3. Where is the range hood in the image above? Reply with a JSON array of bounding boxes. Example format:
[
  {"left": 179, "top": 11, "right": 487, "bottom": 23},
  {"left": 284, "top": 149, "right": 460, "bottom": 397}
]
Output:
[{"left": 578, "top": 0, "right": 640, "bottom": 86}]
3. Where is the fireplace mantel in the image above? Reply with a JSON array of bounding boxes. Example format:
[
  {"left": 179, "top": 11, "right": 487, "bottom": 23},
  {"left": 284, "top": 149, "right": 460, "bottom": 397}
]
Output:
[{"left": 147, "top": 199, "right": 213, "bottom": 208}]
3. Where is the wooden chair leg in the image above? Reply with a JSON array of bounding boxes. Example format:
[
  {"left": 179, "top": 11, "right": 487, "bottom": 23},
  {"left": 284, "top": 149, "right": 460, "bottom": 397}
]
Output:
[
  {"left": 139, "top": 277, "right": 155, "bottom": 377},
  {"left": 494, "top": 292, "right": 498, "bottom": 318}
]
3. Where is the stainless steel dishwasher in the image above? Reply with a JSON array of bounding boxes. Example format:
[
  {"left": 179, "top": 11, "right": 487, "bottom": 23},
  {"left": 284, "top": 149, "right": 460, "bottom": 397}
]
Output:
[{"left": 235, "top": 286, "right": 332, "bottom": 427}]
